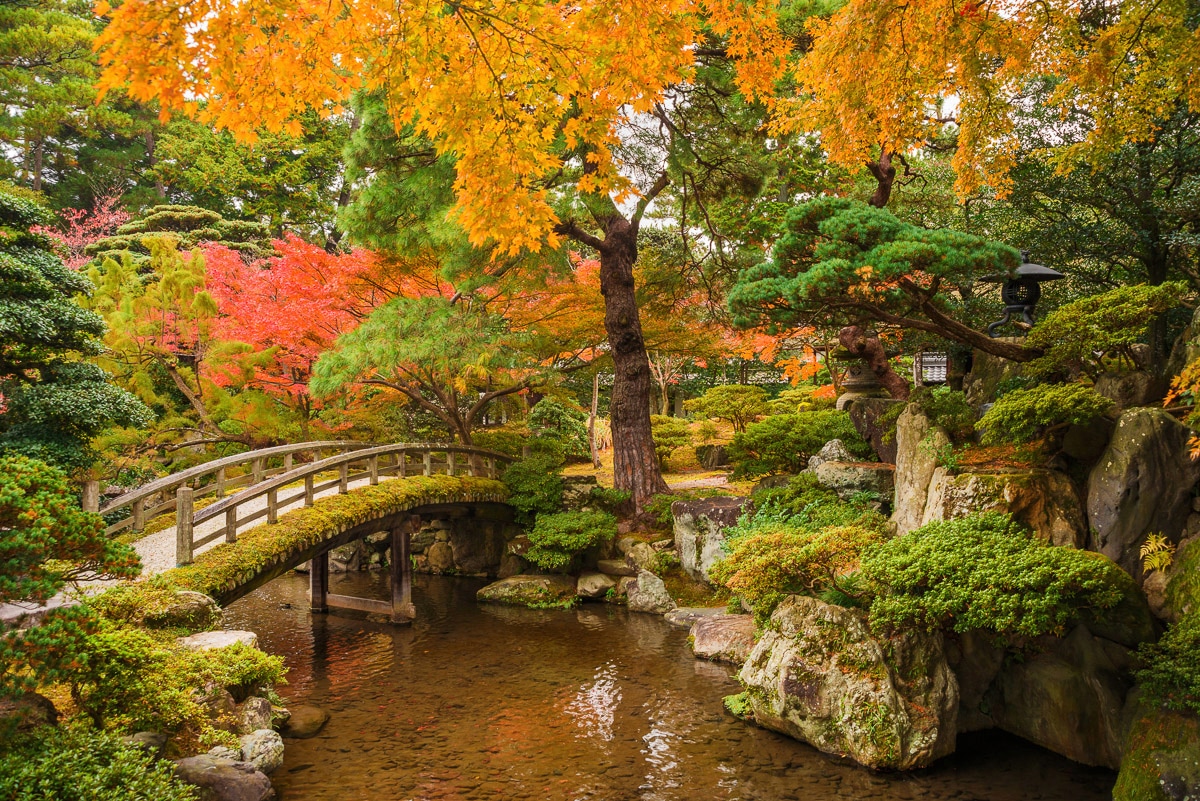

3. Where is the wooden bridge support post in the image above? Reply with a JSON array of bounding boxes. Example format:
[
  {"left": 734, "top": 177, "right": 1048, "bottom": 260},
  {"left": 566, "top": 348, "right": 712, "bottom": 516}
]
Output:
[
  {"left": 447, "top": 452, "right": 456, "bottom": 477},
  {"left": 252, "top": 457, "right": 264, "bottom": 485},
  {"left": 216, "top": 467, "right": 226, "bottom": 498},
  {"left": 175, "top": 486, "right": 194, "bottom": 566},
  {"left": 391, "top": 520, "right": 417, "bottom": 624},
  {"left": 310, "top": 552, "right": 329, "bottom": 613}
]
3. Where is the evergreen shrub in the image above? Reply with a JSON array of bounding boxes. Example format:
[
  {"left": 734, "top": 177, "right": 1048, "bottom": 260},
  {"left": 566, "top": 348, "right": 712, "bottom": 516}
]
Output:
[
  {"left": 525, "top": 511, "right": 617, "bottom": 571},
  {"left": 976, "top": 383, "right": 1112, "bottom": 445},
  {"left": 728, "top": 410, "right": 871, "bottom": 476}
]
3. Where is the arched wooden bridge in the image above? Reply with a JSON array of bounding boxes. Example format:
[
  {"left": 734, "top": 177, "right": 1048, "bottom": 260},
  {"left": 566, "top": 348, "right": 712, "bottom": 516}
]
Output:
[{"left": 94, "top": 442, "right": 515, "bottom": 623}]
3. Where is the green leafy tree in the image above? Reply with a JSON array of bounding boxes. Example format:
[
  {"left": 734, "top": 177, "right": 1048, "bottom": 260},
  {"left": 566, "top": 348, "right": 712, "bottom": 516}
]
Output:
[
  {"left": 0, "top": 184, "right": 149, "bottom": 469},
  {"left": 528, "top": 397, "right": 589, "bottom": 459},
  {"left": 650, "top": 414, "right": 692, "bottom": 470},
  {"left": 728, "top": 198, "right": 1037, "bottom": 364},
  {"left": 312, "top": 296, "right": 545, "bottom": 444},
  {"left": 525, "top": 511, "right": 617, "bottom": 572},
  {"left": 683, "top": 384, "right": 768, "bottom": 433},
  {"left": 0, "top": 456, "right": 140, "bottom": 700}
]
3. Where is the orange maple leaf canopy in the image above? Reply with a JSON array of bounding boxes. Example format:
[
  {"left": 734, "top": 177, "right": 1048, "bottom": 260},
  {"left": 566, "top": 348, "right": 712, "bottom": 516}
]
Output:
[{"left": 95, "top": 0, "right": 791, "bottom": 256}]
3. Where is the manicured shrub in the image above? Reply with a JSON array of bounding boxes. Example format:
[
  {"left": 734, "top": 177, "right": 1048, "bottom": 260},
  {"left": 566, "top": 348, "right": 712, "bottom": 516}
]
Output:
[
  {"left": 1136, "top": 613, "right": 1200, "bottom": 716},
  {"left": 650, "top": 414, "right": 692, "bottom": 469},
  {"left": 767, "top": 386, "right": 835, "bottom": 414},
  {"left": 0, "top": 725, "right": 197, "bottom": 801},
  {"left": 728, "top": 410, "right": 871, "bottom": 476},
  {"left": 976, "top": 383, "right": 1112, "bottom": 445},
  {"left": 861, "top": 512, "right": 1128, "bottom": 637},
  {"left": 528, "top": 397, "right": 589, "bottom": 457},
  {"left": 525, "top": 510, "right": 617, "bottom": 571},
  {"left": 684, "top": 384, "right": 768, "bottom": 432},
  {"left": 471, "top": 427, "right": 529, "bottom": 458},
  {"left": 502, "top": 453, "right": 564, "bottom": 526}
]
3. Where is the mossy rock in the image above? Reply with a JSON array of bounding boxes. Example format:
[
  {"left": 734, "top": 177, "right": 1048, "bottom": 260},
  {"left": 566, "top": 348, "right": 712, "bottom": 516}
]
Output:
[
  {"left": 476, "top": 575, "right": 578, "bottom": 609},
  {"left": 1116, "top": 697, "right": 1200, "bottom": 801}
]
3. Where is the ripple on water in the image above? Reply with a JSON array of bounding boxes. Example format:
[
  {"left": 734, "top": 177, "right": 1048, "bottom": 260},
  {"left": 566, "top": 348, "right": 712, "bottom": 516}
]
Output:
[{"left": 223, "top": 572, "right": 1116, "bottom": 801}]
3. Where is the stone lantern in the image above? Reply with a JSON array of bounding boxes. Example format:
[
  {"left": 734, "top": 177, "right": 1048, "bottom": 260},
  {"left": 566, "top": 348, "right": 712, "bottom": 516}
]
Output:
[{"left": 981, "top": 253, "right": 1064, "bottom": 337}]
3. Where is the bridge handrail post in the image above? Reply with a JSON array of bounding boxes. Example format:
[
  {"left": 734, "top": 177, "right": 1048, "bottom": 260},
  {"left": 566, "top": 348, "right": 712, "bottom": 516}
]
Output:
[
  {"left": 398, "top": 451, "right": 407, "bottom": 478},
  {"left": 132, "top": 497, "right": 146, "bottom": 533},
  {"left": 447, "top": 451, "right": 455, "bottom": 477},
  {"left": 225, "top": 507, "right": 237, "bottom": 543},
  {"left": 423, "top": 451, "right": 432, "bottom": 476},
  {"left": 304, "top": 475, "right": 314, "bottom": 506},
  {"left": 267, "top": 488, "right": 278, "bottom": 524},
  {"left": 251, "top": 457, "right": 264, "bottom": 485},
  {"left": 486, "top": 457, "right": 496, "bottom": 479},
  {"left": 176, "top": 486, "right": 194, "bottom": 566},
  {"left": 215, "top": 467, "right": 226, "bottom": 498},
  {"left": 284, "top": 453, "right": 293, "bottom": 471},
  {"left": 338, "top": 462, "right": 348, "bottom": 493},
  {"left": 369, "top": 455, "right": 379, "bottom": 485}
]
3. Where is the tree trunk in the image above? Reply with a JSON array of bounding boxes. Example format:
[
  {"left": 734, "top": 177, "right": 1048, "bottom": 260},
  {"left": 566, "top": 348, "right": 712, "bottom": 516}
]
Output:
[
  {"left": 599, "top": 220, "right": 669, "bottom": 510},
  {"left": 866, "top": 150, "right": 896, "bottom": 208},
  {"left": 31, "top": 139, "right": 44, "bottom": 193},
  {"left": 589, "top": 372, "right": 602, "bottom": 469},
  {"left": 838, "top": 326, "right": 910, "bottom": 400},
  {"left": 145, "top": 129, "right": 165, "bottom": 198}
]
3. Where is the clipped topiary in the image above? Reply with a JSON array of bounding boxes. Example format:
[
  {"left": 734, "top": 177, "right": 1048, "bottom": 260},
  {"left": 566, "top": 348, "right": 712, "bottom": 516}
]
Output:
[{"left": 525, "top": 510, "right": 617, "bottom": 571}]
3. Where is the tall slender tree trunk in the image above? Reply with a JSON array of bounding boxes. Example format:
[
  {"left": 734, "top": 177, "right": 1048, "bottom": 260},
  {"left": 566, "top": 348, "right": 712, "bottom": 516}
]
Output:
[
  {"left": 589, "top": 372, "right": 602, "bottom": 469},
  {"left": 31, "top": 139, "right": 44, "bottom": 193},
  {"left": 598, "top": 220, "right": 669, "bottom": 510}
]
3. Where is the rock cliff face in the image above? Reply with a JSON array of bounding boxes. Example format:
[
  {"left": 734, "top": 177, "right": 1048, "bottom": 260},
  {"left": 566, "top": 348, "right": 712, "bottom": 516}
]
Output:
[
  {"left": 920, "top": 468, "right": 1087, "bottom": 547},
  {"left": 891, "top": 405, "right": 949, "bottom": 534},
  {"left": 671, "top": 497, "right": 748, "bottom": 584},
  {"left": 1088, "top": 407, "right": 1200, "bottom": 580},
  {"left": 738, "top": 596, "right": 959, "bottom": 770}
]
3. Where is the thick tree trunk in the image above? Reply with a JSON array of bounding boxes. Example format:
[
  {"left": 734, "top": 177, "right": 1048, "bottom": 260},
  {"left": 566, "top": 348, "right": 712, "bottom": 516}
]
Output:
[
  {"left": 599, "top": 220, "right": 669, "bottom": 511},
  {"left": 838, "top": 325, "right": 910, "bottom": 400}
]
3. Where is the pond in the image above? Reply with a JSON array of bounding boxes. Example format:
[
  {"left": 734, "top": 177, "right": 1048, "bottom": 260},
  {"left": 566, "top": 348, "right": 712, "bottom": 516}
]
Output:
[{"left": 224, "top": 572, "right": 1116, "bottom": 801}]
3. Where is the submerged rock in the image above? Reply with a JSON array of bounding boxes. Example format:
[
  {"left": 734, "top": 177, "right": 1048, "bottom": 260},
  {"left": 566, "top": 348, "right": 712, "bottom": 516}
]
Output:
[
  {"left": 476, "top": 575, "right": 577, "bottom": 608},
  {"left": 626, "top": 570, "right": 676, "bottom": 615},
  {"left": 174, "top": 755, "right": 275, "bottom": 801},
  {"left": 739, "top": 595, "right": 958, "bottom": 770},
  {"left": 664, "top": 607, "right": 726, "bottom": 629},
  {"left": 690, "top": 614, "right": 756, "bottom": 665},
  {"left": 280, "top": 705, "right": 329, "bottom": 739},
  {"left": 672, "top": 496, "right": 748, "bottom": 584}
]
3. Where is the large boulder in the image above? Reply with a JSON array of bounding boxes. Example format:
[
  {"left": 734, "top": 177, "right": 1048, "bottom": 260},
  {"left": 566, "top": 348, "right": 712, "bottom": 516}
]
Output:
[
  {"left": 141, "top": 590, "right": 222, "bottom": 630},
  {"left": 1094, "top": 370, "right": 1162, "bottom": 411},
  {"left": 626, "top": 570, "right": 676, "bottom": 615},
  {"left": 1116, "top": 699, "right": 1200, "bottom": 801},
  {"left": 807, "top": 439, "right": 854, "bottom": 471},
  {"left": 847, "top": 398, "right": 906, "bottom": 464},
  {"left": 449, "top": 523, "right": 507, "bottom": 574},
  {"left": 576, "top": 571, "right": 616, "bottom": 599},
  {"left": 236, "top": 697, "right": 273, "bottom": 735},
  {"left": 239, "top": 730, "right": 285, "bottom": 775},
  {"left": 689, "top": 614, "right": 756, "bottom": 664},
  {"left": 812, "top": 460, "right": 895, "bottom": 502},
  {"left": 892, "top": 405, "right": 950, "bottom": 534},
  {"left": 624, "top": 541, "right": 659, "bottom": 573},
  {"left": 425, "top": 541, "right": 455, "bottom": 573},
  {"left": 989, "top": 625, "right": 1135, "bottom": 769},
  {"left": 173, "top": 756, "right": 275, "bottom": 801},
  {"left": 1088, "top": 407, "right": 1200, "bottom": 579},
  {"left": 476, "top": 575, "right": 577, "bottom": 608},
  {"left": 672, "top": 496, "right": 748, "bottom": 584},
  {"left": 561, "top": 475, "right": 599, "bottom": 510},
  {"left": 739, "top": 596, "right": 958, "bottom": 770},
  {"left": 920, "top": 468, "right": 1088, "bottom": 547},
  {"left": 963, "top": 342, "right": 1027, "bottom": 407},
  {"left": 0, "top": 692, "right": 57, "bottom": 732}
]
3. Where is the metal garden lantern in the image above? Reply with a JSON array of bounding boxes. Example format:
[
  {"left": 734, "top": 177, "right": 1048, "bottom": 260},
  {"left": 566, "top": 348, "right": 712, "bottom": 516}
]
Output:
[{"left": 981, "top": 253, "right": 1064, "bottom": 337}]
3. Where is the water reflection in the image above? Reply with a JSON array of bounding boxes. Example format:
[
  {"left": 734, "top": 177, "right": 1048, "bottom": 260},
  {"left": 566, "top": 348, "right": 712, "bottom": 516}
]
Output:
[{"left": 224, "top": 572, "right": 1115, "bottom": 801}]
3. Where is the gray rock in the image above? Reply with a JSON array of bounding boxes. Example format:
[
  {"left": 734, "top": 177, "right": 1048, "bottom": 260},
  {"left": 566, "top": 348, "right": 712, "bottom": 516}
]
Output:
[
  {"left": 813, "top": 460, "right": 895, "bottom": 501},
  {"left": 476, "top": 575, "right": 577, "bottom": 608},
  {"left": 121, "top": 731, "right": 167, "bottom": 758},
  {"left": 624, "top": 541, "right": 658, "bottom": 572},
  {"left": 239, "top": 729, "right": 285, "bottom": 775},
  {"left": 690, "top": 614, "right": 756, "bottom": 664},
  {"left": 576, "top": 571, "right": 616, "bottom": 599},
  {"left": 1094, "top": 370, "right": 1162, "bottom": 411},
  {"left": 650, "top": 538, "right": 674, "bottom": 552},
  {"left": 280, "top": 705, "right": 328, "bottom": 739},
  {"left": 739, "top": 595, "right": 958, "bottom": 770},
  {"left": 178, "top": 630, "right": 259, "bottom": 651},
  {"left": 561, "top": 475, "right": 599, "bottom": 510},
  {"left": 615, "top": 537, "right": 638, "bottom": 555},
  {"left": 0, "top": 692, "right": 57, "bottom": 732},
  {"left": 141, "top": 590, "right": 222, "bottom": 630},
  {"left": 328, "top": 542, "right": 367, "bottom": 572},
  {"left": 207, "top": 745, "right": 243, "bottom": 761},
  {"left": 237, "top": 697, "right": 273, "bottom": 735},
  {"left": 1088, "top": 408, "right": 1200, "bottom": 578},
  {"left": 672, "top": 496, "right": 748, "bottom": 584},
  {"left": 694, "top": 444, "right": 729, "bottom": 469},
  {"left": 891, "top": 404, "right": 950, "bottom": 534},
  {"left": 450, "top": 523, "right": 507, "bottom": 574},
  {"left": 597, "top": 559, "right": 637, "bottom": 577},
  {"left": 963, "top": 341, "right": 1027, "bottom": 406},
  {"left": 626, "top": 570, "right": 676, "bottom": 615},
  {"left": 920, "top": 467, "right": 1087, "bottom": 547},
  {"left": 990, "top": 625, "right": 1132, "bottom": 769},
  {"left": 173, "top": 755, "right": 275, "bottom": 801},
  {"left": 426, "top": 541, "right": 455, "bottom": 573},
  {"left": 497, "top": 552, "right": 526, "bottom": 579},
  {"left": 807, "top": 439, "right": 854, "bottom": 471},
  {"left": 664, "top": 606, "right": 726, "bottom": 629},
  {"left": 945, "top": 630, "right": 1006, "bottom": 733}
]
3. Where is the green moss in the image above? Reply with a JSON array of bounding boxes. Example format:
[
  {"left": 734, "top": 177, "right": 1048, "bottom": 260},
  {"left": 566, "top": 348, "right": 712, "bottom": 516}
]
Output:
[
  {"left": 1114, "top": 703, "right": 1200, "bottom": 801},
  {"left": 1167, "top": 537, "right": 1200, "bottom": 620},
  {"left": 164, "top": 475, "right": 507, "bottom": 600},
  {"left": 724, "top": 692, "right": 753, "bottom": 720}
]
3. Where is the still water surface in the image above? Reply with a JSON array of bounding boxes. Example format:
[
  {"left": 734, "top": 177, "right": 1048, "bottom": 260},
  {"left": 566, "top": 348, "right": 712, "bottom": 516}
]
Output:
[{"left": 224, "top": 572, "right": 1116, "bottom": 801}]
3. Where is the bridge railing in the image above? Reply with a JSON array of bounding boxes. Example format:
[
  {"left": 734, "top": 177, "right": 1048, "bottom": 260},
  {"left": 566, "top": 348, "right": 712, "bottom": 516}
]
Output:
[
  {"left": 96, "top": 441, "right": 376, "bottom": 541},
  {"left": 174, "top": 443, "right": 513, "bottom": 566},
  {"left": 94, "top": 441, "right": 377, "bottom": 538}
]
